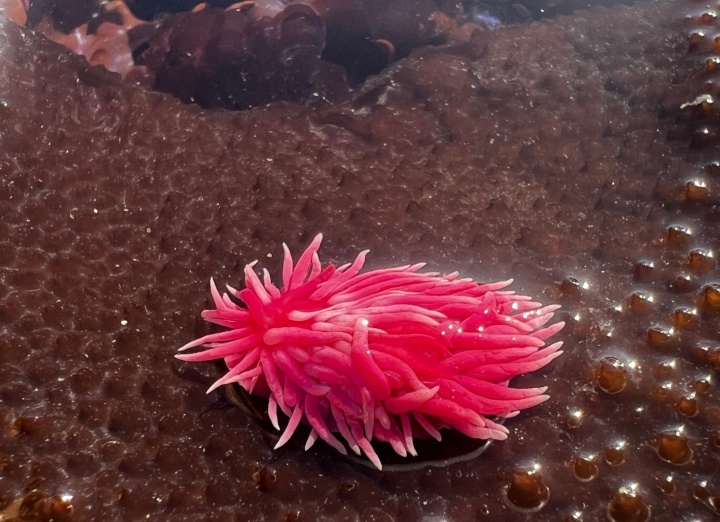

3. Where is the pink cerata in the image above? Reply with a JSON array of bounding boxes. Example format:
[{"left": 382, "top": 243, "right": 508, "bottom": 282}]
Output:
[{"left": 178, "top": 235, "right": 564, "bottom": 469}]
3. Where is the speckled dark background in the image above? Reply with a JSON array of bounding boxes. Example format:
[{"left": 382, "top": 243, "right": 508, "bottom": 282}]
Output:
[{"left": 2, "top": 1, "right": 720, "bottom": 520}]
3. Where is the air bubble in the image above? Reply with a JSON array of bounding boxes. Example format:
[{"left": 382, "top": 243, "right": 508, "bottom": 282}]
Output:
[
  {"left": 572, "top": 456, "right": 599, "bottom": 482},
  {"left": 694, "top": 377, "right": 712, "bottom": 394},
  {"left": 688, "top": 248, "right": 715, "bottom": 273},
  {"left": 657, "top": 474, "right": 675, "bottom": 495},
  {"left": 607, "top": 488, "right": 650, "bottom": 522},
  {"left": 684, "top": 179, "right": 710, "bottom": 201},
  {"left": 699, "top": 10, "right": 719, "bottom": 24},
  {"left": 692, "top": 125, "right": 718, "bottom": 146},
  {"left": 566, "top": 409, "right": 584, "bottom": 428},
  {"left": 651, "top": 382, "right": 674, "bottom": 402},
  {"left": 691, "top": 343, "right": 712, "bottom": 365},
  {"left": 671, "top": 307, "right": 697, "bottom": 330},
  {"left": 688, "top": 29, "right": 711, "bottom": 51},
  {"left": 628, "top": 292, "right": 654, "bottom": 314},
  {"left": 502, "top": 470, "right": 550, "bottom": 514},
  {"left": 665, "top": 225, "right": 692, "bottom": 247},
  {"left": 712, "top": 348, "right": 720, "bottom": 371},
  {"left": 699, "top": 283, "right": 720, "bottom": 312},
  {"left": 652, "top": 362, "right": 674, "bottom": 378},
  {"left": 669, "top": 273, "right": 696, "bottom": 293},
  {"left": 604, "top": 445, "right": 625, "bottom": 467},
  {"left": 655, "top": 433, "right": 693, "bottom": 465},
  {"left": 676, "top": 395, "right": 699, "bottom": 417},
  {"left": 560, "top": 277, "right": 583, "bottom": 298},
  {"left": 692, "top": 482, "right": 720, "bottom": 514},
  {"left": 595, "top": 357, "right": 627, "bottom": 394},
  {"left": 646, "top": 326, "right": 674, "bottom": 349},
  {"left": 634, "top": 260, "right": 656, "bottom": 282}
]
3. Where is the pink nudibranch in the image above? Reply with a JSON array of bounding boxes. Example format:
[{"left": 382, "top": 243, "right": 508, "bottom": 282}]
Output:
[{"left": 178, "top": 235, "right": 564, "bottom": 469}]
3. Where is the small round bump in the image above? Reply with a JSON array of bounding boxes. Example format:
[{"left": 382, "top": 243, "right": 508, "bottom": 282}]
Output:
[
  {"left": 699, "top": 283, "right": 720, "bottom": 312},
  {"left": 607, "top": 487, "right": 650, "bottom": 522},
  {"left": 566, "top": 408, "right": 584, "bottom": 429},
  {"left": 669, "top": 273, "right": 697, "bottom": 293},
  {"left": 604, "top": 444, "right": 625, "bottom": 467},
  {"left": 560, "top": 277, "right": 586, "bottom": 298},
  {"left": 646, "top": 326, "right": 675, "bottom": 350},
  {"left": 657, "top": 474, "right": 676, "bottom": 495},
  {"left": 655, "top": 433, "right": 693, "bottom": 465},
  {"left": 665, "top": 225, "right": 692, "bottom": 248},
  {"left": 676, "top": 394, "right": 699, "bottom": 417},
  {"left": 651, "top": 381, "right": 674, "bottom": 402},
  {"left": 503, "top": 470, "right": 550, "bottom": 514},
  {"left": 595, "top": 357, "right": 628, "bottom": 394},
  {"left": 706, "top": 160, "right": 720, "bottom": 176},
  {"left": 628, "top": 292, "right": 654, "bottom": 314},
  {"left": 688, "top": 248, "right": 715, "bottom": 273},
  {"left": 694, "top": 376, "right": 712, "bottom": 394},
  {"left": 684, "top": 179, "right": 709, "bottom": 201},
  {"left": 634, "top": 260, "right": 656, "bottom": 282},
  {"left": 672, "top": 307, "right": 698, "bottom": 329},
  {"left": 572, "top": 456, "right": 599, "bottom": 482},
  {"left": 688, "top": 29, "right": 710, "bottom": 51},
  {"left": 700, "top": 11, "right": 719, "bottom": 24},
  {"left": 692, "top": 125, "right": 718, "bottom": 146}
]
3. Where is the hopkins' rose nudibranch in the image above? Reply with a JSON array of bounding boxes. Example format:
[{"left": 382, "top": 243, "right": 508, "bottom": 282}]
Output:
[{"left": 178, "top": 235, "right": 564, "bottom": 469}]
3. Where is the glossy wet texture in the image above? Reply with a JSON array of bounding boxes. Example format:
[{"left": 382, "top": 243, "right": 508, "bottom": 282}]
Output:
[
  {"left": 223, "top": 383, "right": 500, "bottom": 471},
  {"left": 19, "top": 0, "right": 658, "bottom": 111},
  {"left": 2, "top": 0, "right": 720, "bottom": 520}
]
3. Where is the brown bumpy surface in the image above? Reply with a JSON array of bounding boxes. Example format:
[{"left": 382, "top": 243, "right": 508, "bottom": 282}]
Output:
[{"left": 2, "top": 2, "right": 720, "bottom": 520}]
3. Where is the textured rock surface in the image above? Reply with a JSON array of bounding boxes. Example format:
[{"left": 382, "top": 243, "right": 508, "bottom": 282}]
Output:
[{"left": 2, "top": 2, "right": 720, "bottom": 521}]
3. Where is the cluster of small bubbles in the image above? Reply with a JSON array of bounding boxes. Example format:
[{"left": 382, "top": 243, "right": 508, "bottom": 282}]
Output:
[
  {"left": 606, "top": 484, "right": 651, "bottom": 522},
  {"left": 502, "top": 467, "right": 550, "bottom": 514},
  {"left": 594, "top": 357, "right": 628, "bottom": 394},
  {"left": 654, "top": 431, "right": 694, "bottom": 465},
  {"left": 513, "top": 7, "right": 720, "bottom": 519}
]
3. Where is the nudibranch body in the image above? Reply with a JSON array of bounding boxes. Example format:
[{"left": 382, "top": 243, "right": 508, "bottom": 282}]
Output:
[{"left": 178, "top": 235, "right": 564, "bottom": 469}]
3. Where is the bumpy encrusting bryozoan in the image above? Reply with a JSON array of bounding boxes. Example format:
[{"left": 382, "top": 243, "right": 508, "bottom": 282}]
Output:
[{"left": 178, "top": 235, "right": 564, "bottom": 469}]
